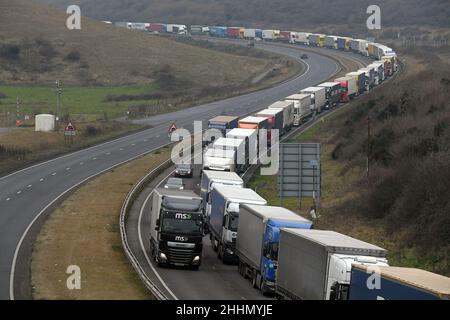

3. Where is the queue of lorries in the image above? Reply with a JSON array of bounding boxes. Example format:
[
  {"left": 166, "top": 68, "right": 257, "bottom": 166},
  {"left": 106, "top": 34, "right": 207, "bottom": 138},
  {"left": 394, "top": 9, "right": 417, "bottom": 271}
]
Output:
[{"left": 137, "top": 23, "right": 450, "bottom": 299}]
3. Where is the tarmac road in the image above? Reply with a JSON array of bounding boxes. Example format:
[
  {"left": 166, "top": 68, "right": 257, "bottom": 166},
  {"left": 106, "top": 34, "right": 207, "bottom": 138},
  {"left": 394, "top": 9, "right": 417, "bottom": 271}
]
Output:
[{"left": 0, "top": 40, "right": 370, "bottom": 300}]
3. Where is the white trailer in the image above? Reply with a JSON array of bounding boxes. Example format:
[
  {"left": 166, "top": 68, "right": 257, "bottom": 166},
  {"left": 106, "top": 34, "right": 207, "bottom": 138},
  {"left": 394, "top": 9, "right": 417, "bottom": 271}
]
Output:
[
  {"left": 276, "top": 229, "right": 389, "bottom": 300},
  {"left": 212, "top": 137, "right": 247, "bottom": 173},
  {"left": 268, "top": 100, "right": 295, "bottom": 131},
  {"left": 262, "top": 29, "right": 279, "bottom": 41},
  {"left": 244, "top": 28, "right": 256, "bottom": 39},
  {"left": 285, "top": 93, "right": 312, "bottom": 126},
  {"left": 203, "top": 148, "right": 236, "bottom": 172},
  {"left": 200, "top": 170, "right": 244, "bottom": 217},
  {"left": 300, "top": 87, "right": 326, "bottom": 114},
  {"left": 295, "top": 32, "right": 310, "bottom": 45},
  {"left": 226, "top": 128, "right": 258, "bottom": 165}
]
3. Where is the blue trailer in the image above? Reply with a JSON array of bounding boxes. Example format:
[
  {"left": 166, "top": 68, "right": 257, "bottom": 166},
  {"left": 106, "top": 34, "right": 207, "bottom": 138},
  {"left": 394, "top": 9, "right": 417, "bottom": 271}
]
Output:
[
  {"left": 205, "top": 116, "right": 239, "bottom": 146},
  {"left": 349, "top": 264, "right": 450, "bottom": 300},
  {"left": 337, "top": 37, "right": 350, "bottom": 51},
  {"left": 235, "top": 204, "right": 313, "bottom": 294},
  {"left": 209, "top": 26, "right": 227, "bottom": 38}
]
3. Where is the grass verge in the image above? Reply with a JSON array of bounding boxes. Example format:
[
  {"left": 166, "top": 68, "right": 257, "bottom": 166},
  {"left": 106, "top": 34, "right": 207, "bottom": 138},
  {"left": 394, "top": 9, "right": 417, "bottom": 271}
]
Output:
[{"left": 31, "top": 146, "right": 172, "bottom": 299}]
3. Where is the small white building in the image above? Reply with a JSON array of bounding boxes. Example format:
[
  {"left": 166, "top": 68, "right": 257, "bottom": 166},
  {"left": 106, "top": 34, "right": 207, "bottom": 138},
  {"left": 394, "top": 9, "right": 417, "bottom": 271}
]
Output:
[{"left": 35, "top": 114, "right": 55, "bottom": 132}]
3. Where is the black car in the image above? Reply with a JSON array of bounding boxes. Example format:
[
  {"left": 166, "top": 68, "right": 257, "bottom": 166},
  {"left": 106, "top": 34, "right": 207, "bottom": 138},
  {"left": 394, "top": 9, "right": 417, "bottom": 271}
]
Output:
[
  {"left": 300, "top": 53, "right": 308, "bottom": 59},
  {"left": 175, "top": 163, "right": 194, "bottom": 178}
]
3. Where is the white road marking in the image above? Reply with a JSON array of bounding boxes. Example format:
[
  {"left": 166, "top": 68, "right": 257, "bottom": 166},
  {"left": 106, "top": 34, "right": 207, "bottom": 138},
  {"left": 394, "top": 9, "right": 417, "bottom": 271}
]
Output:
[
  {"left": 10, "top": 143, "right": 175, "bottom": 300},
  {"left": 138, "top": 170, "right": 178, "bottom": 301},
  {"left": 131, "top": 143, "right": 136, "bottom": 146},
  {"left": 80, "top": 162, "right": 84, "bottom": 165},
  {"left": 106, "top": 152, "right": 111, "bottom": 155},
  {"left": 39, "top": 178, "right": 44, "bottom": 182},
  {"left": 16, "top": 191, "right": 21, "bottom": 195},
  {"left": 6, "top": 198, "right": 11, "bottom": 201},
  {"left": 120, "top": 148, "right": 124, "bottom": 151},
  {"left": 66, "top": 167, "right": 70, "bottom": 171},
  {"left": 92, "top": 157, "right": 97, "bottom": 160},
  {"left": 27, "top": 185, "right": 32, "bottom": 188},
  {"left": 51, "top": 172, "right": 56, "bottom": 176}
]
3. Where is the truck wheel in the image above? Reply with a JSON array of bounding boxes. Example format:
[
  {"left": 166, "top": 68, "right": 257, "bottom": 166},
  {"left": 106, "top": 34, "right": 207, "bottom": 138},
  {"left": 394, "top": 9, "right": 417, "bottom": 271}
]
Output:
[
  {"left": 252, "top": 272, "right": 258, "bottom": 288},
  {"left": 212, "top": 237, "right": 218, "bottom": 252},
  {"left": 260, "top": 278, "right": 269, "bottom": 296},
  {"left": 217, "top": 243, "right": 222, "bottom": 259},
  {"left": 238, "top": 261, "right": 247, "bottom": 277}
]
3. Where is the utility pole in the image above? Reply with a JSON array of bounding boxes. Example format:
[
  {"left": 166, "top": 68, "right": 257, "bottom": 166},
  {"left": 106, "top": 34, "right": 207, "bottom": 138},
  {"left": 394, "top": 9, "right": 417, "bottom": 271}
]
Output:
[
  {"left": 16, "top": 96, "right": 20, "bottom": 127},
  {"left": 55, "top": 80, "right": 62, "bottom": 129},
  {"left": 367, "top": 116, "right": 371, "bottom": 178}
]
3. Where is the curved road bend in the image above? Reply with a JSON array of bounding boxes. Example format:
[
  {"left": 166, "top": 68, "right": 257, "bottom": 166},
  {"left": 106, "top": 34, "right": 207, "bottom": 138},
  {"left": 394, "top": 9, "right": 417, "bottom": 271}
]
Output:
[
  {"left": 0, "top": 41, "right": 370, "bottom": 300},
  {"left": 126, "top": 45, "right": 372, "bottom": 300}
]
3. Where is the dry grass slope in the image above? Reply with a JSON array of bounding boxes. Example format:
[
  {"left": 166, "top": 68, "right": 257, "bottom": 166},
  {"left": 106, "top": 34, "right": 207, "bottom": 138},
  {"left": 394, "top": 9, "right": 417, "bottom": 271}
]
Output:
[{"left": 0, "top": 0, "right": 274, "bottom": 86}]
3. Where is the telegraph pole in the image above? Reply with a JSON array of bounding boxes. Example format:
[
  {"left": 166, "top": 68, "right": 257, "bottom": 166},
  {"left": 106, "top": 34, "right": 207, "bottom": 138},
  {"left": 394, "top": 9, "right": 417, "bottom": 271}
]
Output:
[
  {"left": 55, "top": 80, "right": 62, "bottom": 129},
  {"left": 16, "top": 96, "right": 20, "bottom": 127}
]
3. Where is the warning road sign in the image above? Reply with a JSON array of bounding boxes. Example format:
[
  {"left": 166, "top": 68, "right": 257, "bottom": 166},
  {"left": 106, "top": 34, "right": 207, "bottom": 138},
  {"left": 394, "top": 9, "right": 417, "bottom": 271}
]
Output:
[
  {"left": 65, "top": 122, "right": 75, "bottom": 131},
  {"left": 168, "top": 123, "right": 177, "bottom": 133}
]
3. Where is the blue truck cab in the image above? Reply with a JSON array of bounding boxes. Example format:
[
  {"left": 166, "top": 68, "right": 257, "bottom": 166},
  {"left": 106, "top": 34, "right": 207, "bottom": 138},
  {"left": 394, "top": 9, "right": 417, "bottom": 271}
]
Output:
[
  {"left": 261, "top": 217, "right": 313, "bottom": 287},
  {"left": 235, "top": 204, "right": 313, "bottom": 294}
]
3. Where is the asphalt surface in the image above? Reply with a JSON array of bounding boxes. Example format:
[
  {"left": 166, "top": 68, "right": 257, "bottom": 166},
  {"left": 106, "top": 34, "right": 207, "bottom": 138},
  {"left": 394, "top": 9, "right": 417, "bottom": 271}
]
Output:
[
  {"left": 125, "top": 44, "right": 372, "bottom": 300},
  {"left": 0, "top": 40, "right": 371, "bottom": 300}
]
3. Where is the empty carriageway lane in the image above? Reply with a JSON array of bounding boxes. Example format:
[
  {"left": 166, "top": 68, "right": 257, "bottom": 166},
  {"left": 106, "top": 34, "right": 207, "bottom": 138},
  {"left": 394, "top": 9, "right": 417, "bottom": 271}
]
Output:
[{"left": 0, "top": 42, "right": 361, "bottom": 300}]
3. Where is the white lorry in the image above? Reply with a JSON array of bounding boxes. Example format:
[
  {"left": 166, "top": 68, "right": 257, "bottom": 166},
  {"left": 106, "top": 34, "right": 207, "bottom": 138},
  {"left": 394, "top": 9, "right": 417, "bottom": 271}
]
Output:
[
  {"left": 300, "top": 87, "right": 327, "bottom": 114},
  {"left": 276, "top": 229, "right": 389, "bottom": 300},
  {"left": 203, "top": 148, "right": 236, "bottom": 172},
  {"left": 209, "top": 186, "right": 267, "bottom": 264},
  {"left": 212, "top": 137, "right": 247, "bottom": 173},
  {"left": 285, "top": 93, "right": 313, "bottom": 126},
  {"left": 226, "top": 128, "right": 258, "bottom": 165},
  {"left": 200, "top": 170, "right": 244, "bottom": 217},
  {"left": 267, "top": 100, "right": 295, "bottom": 132}
]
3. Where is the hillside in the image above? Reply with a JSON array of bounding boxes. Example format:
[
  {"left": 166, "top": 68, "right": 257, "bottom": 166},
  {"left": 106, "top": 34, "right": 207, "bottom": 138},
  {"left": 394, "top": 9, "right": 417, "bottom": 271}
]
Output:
[
  {"left": 250, "top": 45, "right": 450, "bottom": 275},
  {"left": 0, "top": 0, "right": 281, "bottom": 86},
  {"left": 36, "top": 0, "right": 450, "bottom": 29}
]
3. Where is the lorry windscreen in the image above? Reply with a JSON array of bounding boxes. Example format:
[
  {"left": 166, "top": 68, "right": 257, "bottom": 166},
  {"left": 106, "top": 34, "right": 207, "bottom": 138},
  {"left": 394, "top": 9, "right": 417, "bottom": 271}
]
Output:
[
  {"left": 264, "top": 242, "right": 279, "bottom": 261},
  {"left": 228, "top": 214, "right": 239, "bottom": 232},
  {"left": 162, "top": 196, "right": 202, "bottom": 212},
  {"left": 161, "top": 217, "right": 203, "bottom": 235}
]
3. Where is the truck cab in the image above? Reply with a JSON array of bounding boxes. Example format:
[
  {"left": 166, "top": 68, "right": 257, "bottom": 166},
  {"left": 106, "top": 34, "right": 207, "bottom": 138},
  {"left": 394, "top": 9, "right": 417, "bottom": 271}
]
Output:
[
  {"left": 200, "top": 170, "right": 244, "bottom": 217},
  {"left": 327, "top": 254, "right": 388, "bottom": 300},
  {"left": 150, "top": 188, "right": 204, "bottom": 270},
  {"left": 209, "top": 186, "right": 267, "bottom": 264}
]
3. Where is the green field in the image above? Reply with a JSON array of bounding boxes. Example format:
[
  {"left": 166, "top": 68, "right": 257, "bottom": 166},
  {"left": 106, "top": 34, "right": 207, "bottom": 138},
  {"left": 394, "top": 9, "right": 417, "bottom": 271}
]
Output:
[{"left": 0, "top": 85, "right": 157, "bottom": 119}]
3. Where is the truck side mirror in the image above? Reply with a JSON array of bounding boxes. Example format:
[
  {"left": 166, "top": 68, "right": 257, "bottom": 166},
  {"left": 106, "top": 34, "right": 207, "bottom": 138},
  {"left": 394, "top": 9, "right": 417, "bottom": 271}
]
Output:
[{"left": 155, "top": 219, "right": 160, "bottom": 231}]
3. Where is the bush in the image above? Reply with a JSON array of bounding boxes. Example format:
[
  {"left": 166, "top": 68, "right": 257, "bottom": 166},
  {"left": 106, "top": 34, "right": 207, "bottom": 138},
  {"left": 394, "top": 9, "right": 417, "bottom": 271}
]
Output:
[
  {"left": 0, "top": 144, "right": 31, "bottom": 160},
  {"left": 65, "top": 50, "right": 81, "bottom": 61},
  {"left": 84, "top": 125, "right": 101, "bottom": 137},
  {"left": 0, "top": 44, "right": 21, "bottom": 61}
]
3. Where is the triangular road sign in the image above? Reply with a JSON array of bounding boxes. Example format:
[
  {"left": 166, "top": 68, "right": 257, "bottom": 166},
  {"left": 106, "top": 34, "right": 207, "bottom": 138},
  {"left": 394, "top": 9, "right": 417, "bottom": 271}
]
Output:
[{"left": 168, "top": 122, "right": 177, "bottom": 132}]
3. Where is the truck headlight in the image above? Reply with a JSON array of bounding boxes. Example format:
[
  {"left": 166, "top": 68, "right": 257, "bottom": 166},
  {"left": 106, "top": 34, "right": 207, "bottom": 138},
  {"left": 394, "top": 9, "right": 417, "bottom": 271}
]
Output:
[
  {"left": 159, "top": 253, "right": 167, "bottom": 261},
  {"left": 226, "top": 248, "right": 234, "bottom": 254},
  {"left": 193, "top": 256, "right": 200, "bottom": 262}
]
